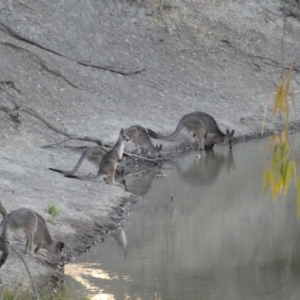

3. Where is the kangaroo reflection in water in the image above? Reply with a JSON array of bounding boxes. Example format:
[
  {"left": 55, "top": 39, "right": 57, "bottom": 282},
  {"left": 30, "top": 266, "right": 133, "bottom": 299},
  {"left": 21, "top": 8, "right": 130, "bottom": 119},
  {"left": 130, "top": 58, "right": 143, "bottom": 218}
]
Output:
[
  {"left": 175, "top": 150, "right": 235, "bottom": 186},
  {"left": 126, "top": 168, "right": 163, "bottom": 196},
  {"left": 111, "top": 228, "right": 128, "bottom": 260}
]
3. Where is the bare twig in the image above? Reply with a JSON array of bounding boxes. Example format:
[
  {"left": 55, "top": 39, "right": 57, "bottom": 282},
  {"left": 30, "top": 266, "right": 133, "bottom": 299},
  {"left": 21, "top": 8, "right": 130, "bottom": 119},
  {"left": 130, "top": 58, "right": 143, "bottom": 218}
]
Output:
[
  {"left": 41, "top": 138, "right": 73, "bottom": 148},
  {"left": 0, "top": 86, "right": 20, "bottom": 108},
  {"left": 1, "top": 42, "right": 79, "bottom": 89},
  {"left": 19, "top": 107, "right": 104, "bottom": 145},
  {"left": 0, "top": 86, "right": 103, "bottom": 144},
  {"left": 11, "top": 247, "right": 40, "bottom": 300},
  {"left": 281, "top": 16, "right": 287, "bottom": 78},
  {"left": 247, "top": 54, "right": 282, "bottom": 66},
  {"left": 134, "top": 74, "right": 165, "bottom": 92},
  {"left": 18, "top": 2, "right": 39, "bottom": 13},
  {"left": 124, "top": 151, "right": 173, "bottom": 164},
  {"left": 77, "top": 61, "right": 145, "bottom": 76},
  {"left": 0, "top": 106, "right": 21, "bottom": 123},
  {"left": 0, "top": 21, "right": 63, "bottom": 57}
]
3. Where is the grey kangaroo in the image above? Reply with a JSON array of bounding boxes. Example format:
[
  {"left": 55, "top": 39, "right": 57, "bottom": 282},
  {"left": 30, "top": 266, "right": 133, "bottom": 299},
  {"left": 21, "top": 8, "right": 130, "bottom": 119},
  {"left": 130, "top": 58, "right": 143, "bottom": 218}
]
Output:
[
  {"left": 49, "top": 145, "right": 109, "bottom": 176},
  {"left": 125, "top": 125, "right": 162, "bottom": 155},
  {"left": 0, "top": 207, "right": 65, "bottom": 265},
  {"left": 147, "top": 111, "right": 235, "bottom": 150},
  {"left": 65, "top": 128, "right": 130, "bottom": 183}
]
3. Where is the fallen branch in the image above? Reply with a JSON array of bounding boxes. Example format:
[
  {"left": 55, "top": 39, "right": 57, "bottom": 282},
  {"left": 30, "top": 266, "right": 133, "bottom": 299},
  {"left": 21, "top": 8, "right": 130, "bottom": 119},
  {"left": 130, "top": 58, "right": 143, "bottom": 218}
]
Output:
[
  {"left": 11, "top": 247, "right": 41, "bottom": 300},
  {"left": 0, "top": 21, "right": 63, "bottom": 58},
  {"left": 0, "top": 87, "right": 103, "bottom": 145},
  {"left": 1, "top": 42, "right": 79, "bottom": 89},
  {"left": 77, "top": 61, "right": 145, "bottom": 76},
  {"left": 19, "top": 107, "right": 104, "bottom": 145},
  {"left": 123, "top": 151, "right": 174, "bottom": 164},
  {"left": 0, "top": 106, "right": 21, "bottom": 123},
  {"left": 41, "top": 138, "right": 73, "bottom": 148},
  {"left": 134, "top": 74, "right": 165, "bottom": 92}
]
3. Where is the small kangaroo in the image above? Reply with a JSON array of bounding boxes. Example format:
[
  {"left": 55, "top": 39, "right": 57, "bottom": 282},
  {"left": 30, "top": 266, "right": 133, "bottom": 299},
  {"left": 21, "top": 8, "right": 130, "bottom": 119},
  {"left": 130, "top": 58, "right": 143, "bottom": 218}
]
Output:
[
  {"left": 0, "top": 207, "right": 65, "bottom": 265},
  {"left": 125, "top": 125, "right": 162, "bottom": 155},
  {"left": 65, "top": 128, "right": 130, "bottom": 183},
  {"left": 147, "top": 111, "right": 235, "bottom": 150},
  {"left": 49, "top": 145, "right": 109, "bottom": 176}
]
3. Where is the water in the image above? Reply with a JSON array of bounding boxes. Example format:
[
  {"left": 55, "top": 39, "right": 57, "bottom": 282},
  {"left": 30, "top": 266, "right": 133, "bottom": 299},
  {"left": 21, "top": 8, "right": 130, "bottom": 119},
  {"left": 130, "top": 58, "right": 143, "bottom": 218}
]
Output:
[{"left": 65, "top": 137, "right": 300, "bottom": 300}]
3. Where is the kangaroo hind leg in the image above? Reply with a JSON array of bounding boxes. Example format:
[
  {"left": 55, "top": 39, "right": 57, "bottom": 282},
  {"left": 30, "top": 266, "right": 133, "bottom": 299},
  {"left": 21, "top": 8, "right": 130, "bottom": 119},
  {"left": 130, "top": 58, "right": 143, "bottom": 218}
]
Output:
[
  {"left": 194, "top": 128, "right": 206, "bottom": 150},
  {"left": 25, "top": 212, "right": 38, "bottom": 256}
]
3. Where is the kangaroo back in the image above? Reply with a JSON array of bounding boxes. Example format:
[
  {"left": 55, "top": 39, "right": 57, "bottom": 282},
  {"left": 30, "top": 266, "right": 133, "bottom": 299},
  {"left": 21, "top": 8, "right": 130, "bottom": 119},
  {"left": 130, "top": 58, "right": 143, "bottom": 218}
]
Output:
[
  {"left": 126, "top": 125, "right": 162, "bottom": 154},
  {"left": 148, "top": 118, "right": 186, "bottom": 141},
  {"left": 148, "top": 111, "right": 234, "bottom": 149}
]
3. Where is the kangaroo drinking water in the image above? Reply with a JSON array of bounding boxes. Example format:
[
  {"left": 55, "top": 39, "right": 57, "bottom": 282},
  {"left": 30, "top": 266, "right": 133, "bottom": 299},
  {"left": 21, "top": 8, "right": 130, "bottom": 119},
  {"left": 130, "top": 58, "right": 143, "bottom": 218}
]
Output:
[
  {"left": 147, "top": 111, "right": 235, "bottom": 150},
  {"left": 65, "top": 128, "right": 130, "bottom": 183},
  {"left": 49, "top": 145, "right": 109, "bottom": 176},
  {"left": 0, "top": 207, "right": 65, "bottom": 265},
  {"left": 125, "top": 125, "right": 162, "bottom": 155}
]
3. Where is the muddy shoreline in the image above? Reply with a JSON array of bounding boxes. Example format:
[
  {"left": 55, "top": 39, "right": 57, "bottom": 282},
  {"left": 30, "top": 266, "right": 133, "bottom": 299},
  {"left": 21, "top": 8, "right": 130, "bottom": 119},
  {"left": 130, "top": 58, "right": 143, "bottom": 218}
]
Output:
[{"left": 0, "top": 0, "right": 299, "bottom": 295}]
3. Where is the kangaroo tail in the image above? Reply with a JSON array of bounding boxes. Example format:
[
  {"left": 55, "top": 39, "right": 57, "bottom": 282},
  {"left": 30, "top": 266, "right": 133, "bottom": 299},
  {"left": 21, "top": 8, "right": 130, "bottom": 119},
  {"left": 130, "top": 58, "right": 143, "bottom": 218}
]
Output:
[
  {"left": 147, "top": 122, "right": 184, "bottom": 141},
  {"left": 48, "top": 148, "right": 91, "bottom": 176},
  {"left": 64, "top": 173, "right": 104, "bottom": 182},
  {"left": 49, "top": 168, "right": 65, "bottom": 174}
]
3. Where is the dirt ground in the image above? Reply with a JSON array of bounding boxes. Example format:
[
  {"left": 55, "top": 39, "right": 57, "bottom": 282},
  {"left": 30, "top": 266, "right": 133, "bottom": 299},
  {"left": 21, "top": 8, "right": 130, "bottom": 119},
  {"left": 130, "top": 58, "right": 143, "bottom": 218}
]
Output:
[{"left": 0, "top": 0, "right": 300, "bottom": 291}]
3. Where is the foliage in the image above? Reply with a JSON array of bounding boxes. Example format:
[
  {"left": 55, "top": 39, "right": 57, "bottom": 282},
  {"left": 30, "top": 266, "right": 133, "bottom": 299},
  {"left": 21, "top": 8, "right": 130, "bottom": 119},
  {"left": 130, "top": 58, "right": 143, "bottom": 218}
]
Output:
[
  {"left": 1, "top": 285, "right": 88, "bottom": 300},
  {"left": 46, "top": 204, "right": 60, "bottom": 219},
  {"left": 263, "top": 70, "right": 300, "bottom": 216}
]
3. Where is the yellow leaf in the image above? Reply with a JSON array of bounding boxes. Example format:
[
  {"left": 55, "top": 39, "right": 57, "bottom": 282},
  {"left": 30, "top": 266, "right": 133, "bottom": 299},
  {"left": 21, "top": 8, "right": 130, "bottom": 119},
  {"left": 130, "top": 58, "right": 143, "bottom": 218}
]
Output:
[
  {"left": 297, "top": 180, "right": 300, "bottom": 217},
  {"left": 273, "top": 83, "right": 284, "bottom": 115},
  {"left": 283, "top": 161, "right": 294, "bottom": 194},
  {"left": 274, "top": 178, "right": 283, "bottom": 195}
]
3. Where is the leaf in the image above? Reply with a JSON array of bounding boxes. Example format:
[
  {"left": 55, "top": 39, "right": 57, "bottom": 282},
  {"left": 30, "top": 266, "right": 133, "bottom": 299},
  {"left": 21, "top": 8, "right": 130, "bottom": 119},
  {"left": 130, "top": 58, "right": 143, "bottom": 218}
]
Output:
[
  {"left": 297, "top": 179, "right": 300, "bottom": 218},
  {"left": 273, "top": 83, "right": 284, "bottom": 115},
  {"left": 283, "top": 161, "right": 294, "bottom": 194},
  {"left": 274, "top": 178, "right": 283, "bottom": 195},
  {"left": 262, "top": 96, "right": 270, "bottom": 134}
]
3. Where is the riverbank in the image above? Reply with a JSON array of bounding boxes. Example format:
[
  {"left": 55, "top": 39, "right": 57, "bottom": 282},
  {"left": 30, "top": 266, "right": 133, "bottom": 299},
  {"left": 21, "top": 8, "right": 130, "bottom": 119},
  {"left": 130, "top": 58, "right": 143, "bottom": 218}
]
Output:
[{"left": 0, "top": 0, "right": 299, "bottom": 294}]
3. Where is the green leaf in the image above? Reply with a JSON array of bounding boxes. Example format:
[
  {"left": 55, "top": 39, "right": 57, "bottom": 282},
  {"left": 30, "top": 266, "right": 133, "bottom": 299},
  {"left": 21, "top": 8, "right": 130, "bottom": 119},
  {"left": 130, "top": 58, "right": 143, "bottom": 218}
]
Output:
[{"left": 283, "top": 161, "right": 294, "bottom": 194}]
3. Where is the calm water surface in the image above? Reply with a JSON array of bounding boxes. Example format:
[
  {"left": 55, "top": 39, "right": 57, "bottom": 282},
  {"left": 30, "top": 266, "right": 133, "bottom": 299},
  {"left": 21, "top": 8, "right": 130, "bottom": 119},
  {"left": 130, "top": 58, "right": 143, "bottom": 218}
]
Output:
[{"left": 65, "top": 136, "right": 300, "bottom": 300}]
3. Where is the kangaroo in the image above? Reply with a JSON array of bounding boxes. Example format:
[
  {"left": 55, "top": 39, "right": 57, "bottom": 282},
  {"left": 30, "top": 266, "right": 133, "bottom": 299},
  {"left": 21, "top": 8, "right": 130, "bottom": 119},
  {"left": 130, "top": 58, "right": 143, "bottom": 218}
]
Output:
[
  {"left": 147, "top": 111, "right": 235, "bottom": 150},
  {"left": 0, "top": 207, "right": 65, "bottom": 265},
  {"left": 65, "top": 128, "right": 130, "bottom": 183},
  {"left": 125, "top": 168, "right": 163, "bottom": 196},
  {"left": 175, "top": 150, "right": 234, "bottom": 186},
  {"left": 125, "top": 125, "right": 162, "bottom": 155},
  {"left": 49, "top": 145, "right": 109, "bottom": 176}
]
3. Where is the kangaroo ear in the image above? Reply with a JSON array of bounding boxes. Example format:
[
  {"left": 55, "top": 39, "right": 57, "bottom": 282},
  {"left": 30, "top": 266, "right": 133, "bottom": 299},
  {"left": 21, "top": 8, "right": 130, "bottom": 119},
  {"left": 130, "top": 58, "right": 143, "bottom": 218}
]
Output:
[
  {"left": 231, "top": 130, "right": 235, "bottom": 136},
  {"left": 120, "top": 128, "right": 124, "bottom": 134},
  {"left": 155, "top": 144, "right": 163, "bottom": 151},
  {"left": 56, "top": 241, "right": 65, "bottom": 252},
  {"left": 226, "top": 129, "right": 230, "bottom": 135}
]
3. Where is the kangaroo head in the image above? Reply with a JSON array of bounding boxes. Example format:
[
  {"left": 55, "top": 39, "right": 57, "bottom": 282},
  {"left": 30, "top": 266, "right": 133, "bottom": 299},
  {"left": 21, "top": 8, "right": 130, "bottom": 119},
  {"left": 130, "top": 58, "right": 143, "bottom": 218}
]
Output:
[
  {"left": 120, "top": 128, "right": 130, "bottom": 142},
  {"left": 47, "top": 240, "right": 65, "bottom": 267},
  {"left": 225, "top": 129, "right": 235, "bottom": 150}
]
